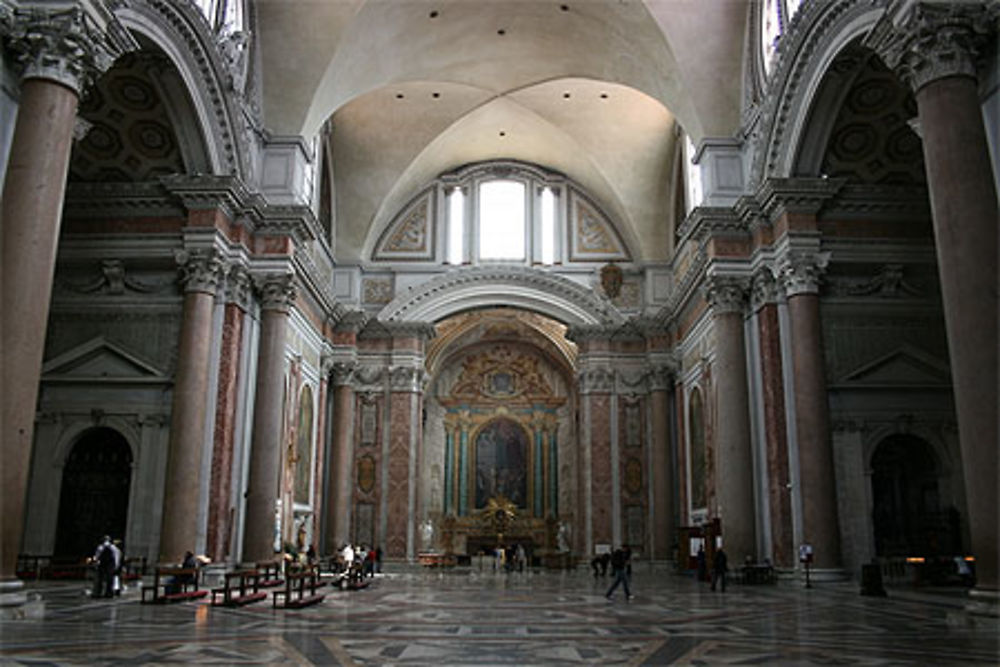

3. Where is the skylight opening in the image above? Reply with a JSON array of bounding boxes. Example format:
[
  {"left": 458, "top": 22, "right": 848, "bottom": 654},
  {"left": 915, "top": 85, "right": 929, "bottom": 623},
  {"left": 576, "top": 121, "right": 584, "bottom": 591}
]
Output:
[
  {"left": 479, "top": 180, "right": 526, "bottom": 260},
  {"left": 447, "top": 188, "right": 465, "bottom": 265}
]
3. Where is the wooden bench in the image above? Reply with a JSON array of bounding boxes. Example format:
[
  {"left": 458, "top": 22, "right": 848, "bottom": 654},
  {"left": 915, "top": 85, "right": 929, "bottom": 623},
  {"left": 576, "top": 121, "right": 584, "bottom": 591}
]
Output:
[
  {"left": 141, "top": 567, "right": 208, "bottom": 604},
  {"left": 255, "top": 561, "right": 284, "bottom": 588},
  {"left": 211, "top": 570, "right": 267, "bottom": 607},
  {"left": 272, "top": 569, "right": 325, "bottom": 609}
]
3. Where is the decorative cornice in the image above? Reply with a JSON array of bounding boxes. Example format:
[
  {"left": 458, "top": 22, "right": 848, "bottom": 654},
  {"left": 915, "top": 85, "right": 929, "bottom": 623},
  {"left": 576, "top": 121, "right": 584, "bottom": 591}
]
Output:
[
  {"left": 778, "top": 251, "right": 831, "bottom": 297},
  {"left": 756, "top": 177, "right": 846, "bottom": 222},
  {"left": 160, "top": 174, "right": 251, "bottom": 226},
  {"left": 63, "top": 182, "right": 182, "bottom": 219},
  {"left": 825, "top": 184, "right": 932, "bottom": 221},
  {"left": 251, "top": 203, "right": 319, "bottom": 245},
  {"left": 564, "top": 324, "right": 615, "bottom": 343},
  {"left": 675, "top": 206, "right": 746, "bottom": 248},
  {"left": 333, "top": 309, "right": 370, "bottom": 334},
  {"left": 704, "top": 275, "right": 749, "bottom": 315},
  {"left": 3, "top": 1, "right": 137, "bottom": 94},
  {"left": 865, "top": 1, "right": 993, "bottom": 94},
  {"left": 647, "top": 362, "right": 677, "bottom": 391},
  {"left": 382, "top": 320, "right": 437, "bottom": 341},
  {"left": 253, "top": 271, "right": 296, "bottom": 312}
]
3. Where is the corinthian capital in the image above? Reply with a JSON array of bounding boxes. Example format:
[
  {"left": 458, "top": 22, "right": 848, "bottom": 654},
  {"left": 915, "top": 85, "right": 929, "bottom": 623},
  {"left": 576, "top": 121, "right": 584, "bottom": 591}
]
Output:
[
  {"left": 224, "top": 263, "right": 251, "bottom": 309},
  {"left": 4, "top": 1, "right": 137, "bottom": 94},
  {"left": 330, "top": 361, "right": 357, "bottom": 387},
  {"left": 704, "top": 275, "right": 748, "bottom": 315},
  {"left": 254, "top": 272, "right": 297, "bottom": 312},
  {"left": 175, "top": 249, "right": 226, "bottom": 295},
  {"left": 865, "top": 1, "right": 994, "bottom": 93},
  {"left": 750, "top": 267, "right": 782, "bottom": 311},
  {"left": 778, "top": 252, "right": 830, "bottom": 297}
]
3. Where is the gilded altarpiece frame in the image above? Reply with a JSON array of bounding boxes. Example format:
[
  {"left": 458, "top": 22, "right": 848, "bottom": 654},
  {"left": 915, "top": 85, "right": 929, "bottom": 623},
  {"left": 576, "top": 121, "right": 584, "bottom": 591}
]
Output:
[{"left": 438, "top": 346, "right": 566, "bottom": 554}]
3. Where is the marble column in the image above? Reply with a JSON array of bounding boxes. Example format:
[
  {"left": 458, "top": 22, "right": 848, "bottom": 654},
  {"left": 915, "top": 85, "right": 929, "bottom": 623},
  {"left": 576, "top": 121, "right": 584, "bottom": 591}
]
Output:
[
  {"left": 579, "top": 364, "right": 615, "bottom": 552},
  {"left": 0, "top": 4, "right": 124, "bottom": 587},
  {"left": 648, "top": 365, "right": 675, "bottom": 562},
  {"left": 751, "top": 269, "right": 793, "bottom": 567},
  {"left": 869, "top": 1, "right": 998, "bottom": 598},
  {"left": 706, "top": 276, "right": 756, "bottom": 564},
  {"left": 242, "top": 273, "right": 296, "bottom": 563},
  {"left": 158, "top": 250, "right": 225, "bottom": 563},
  {"left": 386, "top": 365, "right": 425, "bottom": 560},
  {"left": 779, "top": 255, "right": 841, "bottom": 571},
  {"left": 325, "top": 363, "right": 356, "bottom": 554},
  {"left": 205, "top": 264, "right": 250, "bottom": 563}
]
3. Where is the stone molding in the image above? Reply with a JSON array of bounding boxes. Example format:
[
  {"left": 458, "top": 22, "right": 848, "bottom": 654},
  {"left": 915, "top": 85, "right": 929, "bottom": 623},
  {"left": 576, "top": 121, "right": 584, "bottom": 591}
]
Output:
[
  {"left": 675, "top": 206, "right": 747, "bottom": 248},
  {"left": 704, "top": 275, "right": 749, "bottom": 315},
  {"left": 3, "top": 1, "right": 137, "bottom": 94},
  {"left": 756, "top": 177, "right": 846, "bottom": 223},
  {"left": 647, "top": 362, "right": 677, "bottom": 392},
  {"left": 377, "top": 265, "right": 623, "bottom": 326},
  {"left": 330, "top": 361, "right": 357, "bottom": 387},
  {"left": 778, "top": 252, "right": 831, "bottom": 297},
  {"left": 161, "top": 174, "right": 251, "bottom": 227},
  {"left": 389, "top": 366, "right": 425, "bottom": 393},
  {"left": 175, "top": 248, "right": 226, "bottom": 295},
  {"left": 750, "top": 267, "right": 783, "bottom": 311},
  {"left": 63, "top": 182, "right": 183, "bottom": 218},
  {"left": 224, "top": 262, "right": 251, "bottom": 309},
  {"left": 253, "top": 272, "right": 296, "bottom": 312},
  {"left": 577, "top": 367, "right": 616, "bottom": 394},
  {"left": 865, "top": 1, "right": 994, "bottom": 94}
]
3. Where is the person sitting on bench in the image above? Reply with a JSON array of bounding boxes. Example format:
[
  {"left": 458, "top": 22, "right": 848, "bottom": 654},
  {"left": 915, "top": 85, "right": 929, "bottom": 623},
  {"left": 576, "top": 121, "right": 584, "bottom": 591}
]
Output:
[{"left": 165, "top": 551, "right": 198, "bottom": 595}]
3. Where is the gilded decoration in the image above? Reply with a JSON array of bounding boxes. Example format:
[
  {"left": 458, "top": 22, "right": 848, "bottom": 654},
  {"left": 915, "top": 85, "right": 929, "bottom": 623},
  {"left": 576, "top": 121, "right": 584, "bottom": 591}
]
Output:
[
  {"left": 624, "top": 457, "right": 643, "bottom": 496},
  {"left": 446, "top": 345, "right": 557, "bottom": 406},
  {"left": 357, "top": 454, "right": 376, "bottom": 494}
]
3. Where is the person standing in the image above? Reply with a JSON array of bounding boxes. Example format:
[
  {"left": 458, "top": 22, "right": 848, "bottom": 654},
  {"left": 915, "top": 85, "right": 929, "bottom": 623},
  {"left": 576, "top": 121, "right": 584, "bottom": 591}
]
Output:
[
  {"left": 696, "top": 545, "right": 707, "bottom": 583},
  {"left": 711, "top": 546, "right": 728, "bottom": 592},
  {"left": 92, "top": 536, "right": 115, "bottom": 599},
  {"left": 605, "top": 546, "right": 633, "bottom": 601}
]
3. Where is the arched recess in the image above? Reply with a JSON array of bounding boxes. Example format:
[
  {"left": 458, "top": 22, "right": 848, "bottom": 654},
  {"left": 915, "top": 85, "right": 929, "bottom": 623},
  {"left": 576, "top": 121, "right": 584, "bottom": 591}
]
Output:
[
  {"left": 748, "top": 0, "right": 885, "bottom": 184},
  {"left": 378, "top": 265, "right": 624, "bottom": 326},
  {"left": 870, "top": 433, "right": 958, "bottom": 557},
  {"left": 54, "top": 427, "right": 134, "bottom": 559},
  {"left": 115, "top": 0, "right": 249, "bottom": 178}
]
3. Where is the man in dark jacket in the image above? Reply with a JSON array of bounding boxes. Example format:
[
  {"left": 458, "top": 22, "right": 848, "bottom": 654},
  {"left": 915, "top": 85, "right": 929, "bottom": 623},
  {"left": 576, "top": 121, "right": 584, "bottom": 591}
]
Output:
[
  {"left": 604, "top": 546, "right": 633, "bottom": 601},
  {"left": 711, "top": 547, "right": 728, "bottom": 592}
]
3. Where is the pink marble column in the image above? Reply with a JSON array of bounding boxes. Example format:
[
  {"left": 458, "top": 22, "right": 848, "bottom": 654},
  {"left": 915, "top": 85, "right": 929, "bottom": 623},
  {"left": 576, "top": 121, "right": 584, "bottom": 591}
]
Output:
[
  {"left": 578, "top": 364, "right": 614, "bottom": 551},
  {"left": 870, "top": 1, "right": 998, "bottom": 599},
  {"left": 325, "top": 364, "right": 356, "bottom": 554},
  {"left": 706, "top": 276, "right": 755, "bottom": 563},
  {"left": 752, "top": 270, "right": 793, "bottom": 567},
  {"left": 385, "top": 366, "right": 424, "bottom": 560},
  {"left": 648, "top": 366, "right": 674, "bottom": 561},
  {"left": 780, "top": 255, "right": 841, "bottom": 571},
  {"left": 205, "top": 265, "right": 250, "bottom": 563},
  {"left": 242, "top": 273, "right": 296, "bottom": 563},
  {"left": 159, "top": 250, "right": 225, "bottom": 563},
  {"left": 0, "top": 6, "right": 123, "bottom": 585}
]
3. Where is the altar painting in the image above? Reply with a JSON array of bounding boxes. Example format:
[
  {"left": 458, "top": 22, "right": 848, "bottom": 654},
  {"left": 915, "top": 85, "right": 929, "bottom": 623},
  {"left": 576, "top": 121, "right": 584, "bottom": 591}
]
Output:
[{"left": 475, "top": 418, "right": 528, "bottom": 509}]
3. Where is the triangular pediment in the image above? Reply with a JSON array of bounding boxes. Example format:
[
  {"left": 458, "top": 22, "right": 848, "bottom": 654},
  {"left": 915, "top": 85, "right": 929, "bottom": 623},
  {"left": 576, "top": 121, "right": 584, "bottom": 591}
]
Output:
[
  {"left": 42, "top": 337, "right": 165, "bottom": 380},
  {"left": 838, "top": 345, "right": 950, "bottom": 387}
]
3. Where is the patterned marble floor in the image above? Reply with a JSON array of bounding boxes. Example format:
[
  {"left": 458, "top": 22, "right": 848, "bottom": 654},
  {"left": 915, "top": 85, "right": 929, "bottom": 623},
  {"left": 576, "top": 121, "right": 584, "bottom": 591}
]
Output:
[{"left": 0, "top": 566, "right": 997, "bottom": 665}]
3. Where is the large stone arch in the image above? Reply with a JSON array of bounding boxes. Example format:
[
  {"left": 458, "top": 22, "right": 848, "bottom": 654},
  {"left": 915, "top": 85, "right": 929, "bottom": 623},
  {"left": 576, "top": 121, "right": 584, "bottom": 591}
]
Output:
[
  {"left": 116, "top": 0, "right": 249, "bottom": 179},
  {"left": 748, "top": 0, "right": 885, "bottom": 185},
  {"left": 377, "top": 265, "right": 625, "bottom": 326}
]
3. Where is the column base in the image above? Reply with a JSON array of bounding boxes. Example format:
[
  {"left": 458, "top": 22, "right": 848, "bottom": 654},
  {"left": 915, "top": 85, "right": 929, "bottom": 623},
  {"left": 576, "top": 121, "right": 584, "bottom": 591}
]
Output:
[{"left": 0, "top": 579, "right": 45, "bottom": 620}]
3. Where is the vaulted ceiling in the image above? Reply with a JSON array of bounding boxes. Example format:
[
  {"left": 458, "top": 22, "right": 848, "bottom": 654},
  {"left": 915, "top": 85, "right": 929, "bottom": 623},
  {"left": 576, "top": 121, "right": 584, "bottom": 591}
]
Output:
[{"left": 255, "top": 0, "right": 749, "bottom": 264}]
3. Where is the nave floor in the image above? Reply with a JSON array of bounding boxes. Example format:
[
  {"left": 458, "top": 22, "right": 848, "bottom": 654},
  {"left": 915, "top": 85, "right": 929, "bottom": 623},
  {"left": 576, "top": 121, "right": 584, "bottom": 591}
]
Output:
[{"left": 0, "top": 566, "right": 997, "bottom": 665}]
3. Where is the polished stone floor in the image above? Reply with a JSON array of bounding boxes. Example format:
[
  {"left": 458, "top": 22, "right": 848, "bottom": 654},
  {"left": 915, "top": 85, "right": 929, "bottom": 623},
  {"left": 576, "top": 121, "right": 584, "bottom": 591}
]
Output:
[{"left": 0, "top": 565, "right": 997, "bottom": 665}]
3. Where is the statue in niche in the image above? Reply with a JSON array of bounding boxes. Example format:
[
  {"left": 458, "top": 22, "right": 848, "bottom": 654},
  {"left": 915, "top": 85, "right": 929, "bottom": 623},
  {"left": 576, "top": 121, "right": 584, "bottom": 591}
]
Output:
[{"left": 475, "top": 418, "right": 528, "bottom": 509}]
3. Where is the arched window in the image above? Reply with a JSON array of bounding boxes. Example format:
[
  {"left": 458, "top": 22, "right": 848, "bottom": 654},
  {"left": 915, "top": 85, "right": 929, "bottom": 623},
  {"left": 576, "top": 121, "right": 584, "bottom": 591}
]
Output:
[
  {"left": 760, "top": 0, "right": 805, "bottom": 75},
  {"left": 374, "top": 161, "right": 629, "bottom": 267},
  {"left": 688, "top": 388, "right": 706, "bottom": 510},
  {"left": 194, "top": 0, "right": 245, "bottom": 34}
]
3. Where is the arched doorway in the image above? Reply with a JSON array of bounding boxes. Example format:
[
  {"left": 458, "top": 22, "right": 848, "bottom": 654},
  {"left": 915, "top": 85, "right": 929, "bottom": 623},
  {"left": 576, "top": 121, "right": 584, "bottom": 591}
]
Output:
[
  {"left": 871, "top": 434, "right": 955, "bottom": 557},
  {"left": 54, "top": 428, "right": 133, "bottom": 559}
]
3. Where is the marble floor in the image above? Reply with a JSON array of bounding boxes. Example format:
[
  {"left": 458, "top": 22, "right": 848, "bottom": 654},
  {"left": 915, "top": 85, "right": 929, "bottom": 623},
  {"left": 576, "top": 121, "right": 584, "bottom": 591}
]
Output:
[{"left": 0, "top": 566, "right": 997, "bottom": 665}]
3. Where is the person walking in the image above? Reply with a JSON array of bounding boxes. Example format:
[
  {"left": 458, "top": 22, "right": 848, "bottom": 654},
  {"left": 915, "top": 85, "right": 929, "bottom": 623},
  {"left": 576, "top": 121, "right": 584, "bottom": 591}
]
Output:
[
  {"left": 711, "top": 546, "right": 729, "bottom": 592},
  {"left": 604, "top": 546, "right": 633, "bottom": 601}
]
